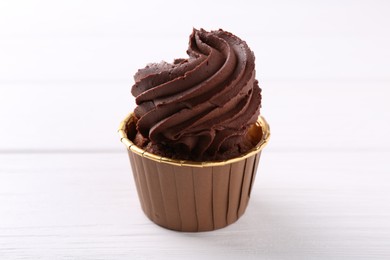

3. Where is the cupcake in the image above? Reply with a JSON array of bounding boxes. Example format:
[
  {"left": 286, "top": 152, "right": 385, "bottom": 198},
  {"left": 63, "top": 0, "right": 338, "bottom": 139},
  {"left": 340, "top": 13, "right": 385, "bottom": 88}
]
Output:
[{"left": 119, "top": 28, "right": 270, "bottom": 232}]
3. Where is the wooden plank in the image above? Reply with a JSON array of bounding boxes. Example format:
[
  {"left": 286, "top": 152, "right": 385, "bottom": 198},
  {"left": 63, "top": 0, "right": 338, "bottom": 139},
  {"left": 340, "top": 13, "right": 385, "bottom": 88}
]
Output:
[
  {"left": 0, "top": 152, "right": 389, "bottom": 259},
  {"left": 1, "top": 80, "right": 390, "bottom": 152}
]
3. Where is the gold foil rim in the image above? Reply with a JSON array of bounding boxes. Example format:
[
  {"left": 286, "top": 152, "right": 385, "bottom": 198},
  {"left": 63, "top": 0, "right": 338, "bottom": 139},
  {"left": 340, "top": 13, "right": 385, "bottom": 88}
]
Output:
[{"left": 118, "top": 112, "right": 270, "bottom": 168}]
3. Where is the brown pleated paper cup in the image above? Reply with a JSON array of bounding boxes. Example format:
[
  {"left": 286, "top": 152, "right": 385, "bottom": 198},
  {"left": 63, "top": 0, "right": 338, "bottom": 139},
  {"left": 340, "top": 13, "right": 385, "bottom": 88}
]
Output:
[{"left": 118, "top": 113, "right": 270, "bottom": 232}]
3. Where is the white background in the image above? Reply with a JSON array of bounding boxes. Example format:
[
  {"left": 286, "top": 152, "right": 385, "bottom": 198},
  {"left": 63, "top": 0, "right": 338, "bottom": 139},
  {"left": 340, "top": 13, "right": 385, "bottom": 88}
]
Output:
[{"left": 1, "top": 0, "right": 390, "bottom": 259}]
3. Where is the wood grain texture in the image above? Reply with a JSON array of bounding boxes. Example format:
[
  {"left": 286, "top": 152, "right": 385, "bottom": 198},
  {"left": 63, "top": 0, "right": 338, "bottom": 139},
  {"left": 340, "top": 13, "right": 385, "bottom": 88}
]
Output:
[
  {"left": 0, "top": 151, "right": 389, "bottom": 259},
  {"left": 1, "top": 1, "right": 390, "bottom": 259}
]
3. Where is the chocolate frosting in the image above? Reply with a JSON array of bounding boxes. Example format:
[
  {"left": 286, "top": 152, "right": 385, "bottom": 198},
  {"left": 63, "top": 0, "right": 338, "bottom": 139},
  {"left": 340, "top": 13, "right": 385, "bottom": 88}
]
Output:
[{"left": 131, "top": 28, "right": 261, "bottom": 161}]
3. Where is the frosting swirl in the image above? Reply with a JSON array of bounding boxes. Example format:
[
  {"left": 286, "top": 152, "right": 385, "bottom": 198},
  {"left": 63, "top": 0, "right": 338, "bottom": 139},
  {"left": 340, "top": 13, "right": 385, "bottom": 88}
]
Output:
[{"left": 131, "top": 28, "right": 261, "bottom": 161}]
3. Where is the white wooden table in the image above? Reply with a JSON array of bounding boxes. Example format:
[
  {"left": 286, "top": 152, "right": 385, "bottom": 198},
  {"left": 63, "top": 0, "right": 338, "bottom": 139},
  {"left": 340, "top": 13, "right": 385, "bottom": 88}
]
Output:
[{"left": 1, "top": 1, "right": 390, "bottom": 259}]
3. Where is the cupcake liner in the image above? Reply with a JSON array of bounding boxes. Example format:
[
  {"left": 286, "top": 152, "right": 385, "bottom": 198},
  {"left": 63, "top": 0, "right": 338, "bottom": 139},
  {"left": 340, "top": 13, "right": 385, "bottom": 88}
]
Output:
[{"left": 119, "top": 113, "right": 270, "bottom": 232}]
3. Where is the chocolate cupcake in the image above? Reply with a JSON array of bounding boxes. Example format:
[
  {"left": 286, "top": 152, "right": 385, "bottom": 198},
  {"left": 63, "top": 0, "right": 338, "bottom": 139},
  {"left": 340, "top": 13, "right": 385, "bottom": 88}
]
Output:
[{"left": 119, "top": 28, "right": 270, "bottom": 232}]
